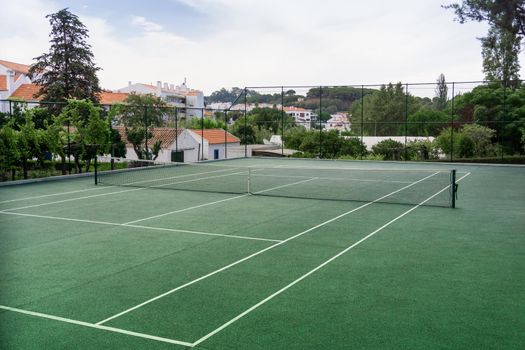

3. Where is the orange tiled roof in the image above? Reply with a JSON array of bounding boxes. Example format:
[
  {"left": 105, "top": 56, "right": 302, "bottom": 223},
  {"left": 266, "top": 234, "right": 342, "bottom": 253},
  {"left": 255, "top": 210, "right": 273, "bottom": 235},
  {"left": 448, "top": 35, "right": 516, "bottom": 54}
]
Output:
[
  {"left": 99, "top": 91, "right": 128, "bottom": 104},
  {"left": 0, "top": 59, "right": 31, "bottom": 74},
  {"left": 10, "top": 84, "right": 42, "bottom": 101},
  {"left": 115, "top": 126, "right": 183, "bottom": 149},
  {"left": 0, "top": 75, "right": 6, "bottom": 91},
  {"left": 190, "top": 129, "right": 240, "bottom": 144}
]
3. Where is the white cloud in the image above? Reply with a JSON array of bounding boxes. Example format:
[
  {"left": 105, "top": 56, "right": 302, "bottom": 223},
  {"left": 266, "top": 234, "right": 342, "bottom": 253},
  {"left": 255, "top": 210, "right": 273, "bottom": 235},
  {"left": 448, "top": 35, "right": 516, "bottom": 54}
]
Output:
[
  {"left": 131, "top": 16, "right": 163, "bottom": 32},
  {"left": 2, "top": 0, "right": 523, "bottom": 95}
]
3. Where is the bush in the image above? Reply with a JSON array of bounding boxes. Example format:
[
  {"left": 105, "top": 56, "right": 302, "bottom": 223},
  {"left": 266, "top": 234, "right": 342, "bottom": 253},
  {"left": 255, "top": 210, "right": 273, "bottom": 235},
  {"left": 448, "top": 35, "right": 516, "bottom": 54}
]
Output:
[
  {"left": 372, "top": 139, "right": 404, "bottom": 160},
  {"left": 406, "top": 140, "right": 439, "bottom": 160},
  {"left": 458, "top": 135, "right": 475, "bottom": 158}
]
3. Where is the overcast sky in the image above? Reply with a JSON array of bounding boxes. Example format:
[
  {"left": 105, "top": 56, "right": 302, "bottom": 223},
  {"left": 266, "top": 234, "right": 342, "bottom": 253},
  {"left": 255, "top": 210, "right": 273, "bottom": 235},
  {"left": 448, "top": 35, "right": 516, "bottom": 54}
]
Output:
[{"left": 1, "top": 0, "right": 523, "bottom": 95}]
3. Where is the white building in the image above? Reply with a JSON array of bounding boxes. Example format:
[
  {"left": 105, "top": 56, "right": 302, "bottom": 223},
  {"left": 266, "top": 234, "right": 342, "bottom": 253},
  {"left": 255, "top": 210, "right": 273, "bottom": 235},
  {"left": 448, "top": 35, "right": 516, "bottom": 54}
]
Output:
[
  {"left": 325, "top": 112, "right": 351, "bottom": 132},
  {"left": 0, "top": 59, "right": 129, "bottom": 111},
  {"left": 116, "top": 127, "right": 241, "bottom": 163},
  {"left": 284, "top": 106, "right": 314, "bottom": 129},
  {"left": 118, "top": 79, "right": 204, "bottom": 119},
  {"left": 0, "top": 60, "right": 33, "bottom": 112}
]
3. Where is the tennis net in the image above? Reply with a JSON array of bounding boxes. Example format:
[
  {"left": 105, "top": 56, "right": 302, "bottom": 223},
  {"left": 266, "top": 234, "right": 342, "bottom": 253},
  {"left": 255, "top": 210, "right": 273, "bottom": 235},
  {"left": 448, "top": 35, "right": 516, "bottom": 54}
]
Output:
[{"left": 95, "top": 158, "right": 459, "bottom": 207}]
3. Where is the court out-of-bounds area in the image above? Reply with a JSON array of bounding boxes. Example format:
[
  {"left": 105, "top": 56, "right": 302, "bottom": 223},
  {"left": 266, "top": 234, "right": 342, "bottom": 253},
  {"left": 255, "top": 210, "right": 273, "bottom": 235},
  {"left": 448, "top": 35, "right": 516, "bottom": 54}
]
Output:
[{"left": 0, "top": 157, "right": 524, "bottom": 349}]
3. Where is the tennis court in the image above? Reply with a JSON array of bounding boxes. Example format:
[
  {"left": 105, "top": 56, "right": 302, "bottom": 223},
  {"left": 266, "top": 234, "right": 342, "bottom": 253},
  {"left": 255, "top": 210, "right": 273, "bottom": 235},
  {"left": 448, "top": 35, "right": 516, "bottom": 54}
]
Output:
[{"left": 0, "top": 157, "right": 523, "bottom": 349}]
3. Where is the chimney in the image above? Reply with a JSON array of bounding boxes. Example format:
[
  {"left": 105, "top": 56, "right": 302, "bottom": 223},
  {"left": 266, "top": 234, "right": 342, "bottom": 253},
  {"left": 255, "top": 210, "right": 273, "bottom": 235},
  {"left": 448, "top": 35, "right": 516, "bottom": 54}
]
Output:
[
  {"left": 157, "top": 81, "right": 162, "bottom": 89},
  {"left": 128, "top": 81, "right": 132, "bottom": 87},
  {"left": 6, "top": 70, "right": 15, "bottom": 92},
  {"left": 164, "top": 82, "right": 169, "bottom": 90}
]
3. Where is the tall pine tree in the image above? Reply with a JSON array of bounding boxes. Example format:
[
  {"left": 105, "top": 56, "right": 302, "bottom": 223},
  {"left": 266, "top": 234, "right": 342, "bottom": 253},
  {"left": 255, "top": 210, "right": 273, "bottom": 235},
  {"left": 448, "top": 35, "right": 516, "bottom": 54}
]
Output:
[
  {"left": 29, "top": 8, "right": 101, "bottom": 103},
  {"left": 434, "top": 73, "right": 448, "bottom": 110},
  {"left": 480, "top": 26, "right": 521, "bottom": 86}
]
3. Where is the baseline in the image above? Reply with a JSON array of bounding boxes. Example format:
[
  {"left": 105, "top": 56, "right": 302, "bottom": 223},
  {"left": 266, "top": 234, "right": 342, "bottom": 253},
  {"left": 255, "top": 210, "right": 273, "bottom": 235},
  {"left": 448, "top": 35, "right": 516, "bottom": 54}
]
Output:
[{"left": 0, "top": 305, "right": 192, "bottom": 347}]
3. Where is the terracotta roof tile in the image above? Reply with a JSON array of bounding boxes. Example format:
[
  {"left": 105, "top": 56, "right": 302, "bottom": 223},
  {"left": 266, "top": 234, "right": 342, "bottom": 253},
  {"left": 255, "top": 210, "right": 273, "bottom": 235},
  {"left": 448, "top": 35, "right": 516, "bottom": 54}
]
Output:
[
  {"left": 190, "top": 129, "right": 240, "bottom": 144},
  {"left": 10, "top": 84, "right": 41, "bottom": 101},
  {"left": 115, "top": 127, "right": 183, "bottom": 149},
  {"left": 99, "top": 91, "right": 128, "bottom": 104},
  {"left": 0, "top": 75, "right": 6, "bottom": 91},
  {"left": 0, "top": 59, "right": 31, "bottom": 74}
]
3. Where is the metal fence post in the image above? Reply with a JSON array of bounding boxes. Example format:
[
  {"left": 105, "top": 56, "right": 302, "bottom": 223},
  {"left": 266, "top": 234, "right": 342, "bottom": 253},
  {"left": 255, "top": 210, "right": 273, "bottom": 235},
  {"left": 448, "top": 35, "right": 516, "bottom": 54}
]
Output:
[
  {"left": 144, "top": 106, "right": 148, "bottom": 160},
  {"left": 201, "top": 108, "right": 204, "bottom": 161},
  {"left": 67, "top": 116, "right": 71, "bottom": 174},
  {"left": 450, "top": 82, "right": 455, "bottom": 162},
  {"left": 244, "top": 87, "right": 247, "bottom": 158},
  {"left": 175, "top": 107, "right": 178, "bottom": 157},
  {"left": 502, "top": 80, "right": 507, "bottom": 162},
  {"left": 319, "top": 86, "right": 322, "bottom": 158},
  {"left": 405, "top": 83, "right": 409, "bottom": 161},
  {"left": 281, "top": 86, "right": 284, "bottom": 156},
  {"left": 360, "top": 85, "right": 364, "bottom": 160},
  {"left": 224, "top": 110, "right": 228, "bottom": 159}
]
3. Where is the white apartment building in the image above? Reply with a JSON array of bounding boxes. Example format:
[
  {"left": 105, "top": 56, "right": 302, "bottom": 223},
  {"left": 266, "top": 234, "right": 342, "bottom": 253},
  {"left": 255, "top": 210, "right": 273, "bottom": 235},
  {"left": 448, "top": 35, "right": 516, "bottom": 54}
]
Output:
[
  {"left": 283, "top": 106, "right": 314, "bottom": 129},
  {"left": 118, "top": 79, "right": 204, "bottom": 119},
  {"left": 325, "top": 112, "right": 351, "bottom": 132}
]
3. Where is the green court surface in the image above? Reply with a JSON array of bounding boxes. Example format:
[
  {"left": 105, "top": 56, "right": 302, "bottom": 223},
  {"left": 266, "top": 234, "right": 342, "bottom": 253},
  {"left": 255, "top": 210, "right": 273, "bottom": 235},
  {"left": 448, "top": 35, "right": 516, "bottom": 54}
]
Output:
[{"left": 0, "top": 157, "right": 523, "bottom": 349}]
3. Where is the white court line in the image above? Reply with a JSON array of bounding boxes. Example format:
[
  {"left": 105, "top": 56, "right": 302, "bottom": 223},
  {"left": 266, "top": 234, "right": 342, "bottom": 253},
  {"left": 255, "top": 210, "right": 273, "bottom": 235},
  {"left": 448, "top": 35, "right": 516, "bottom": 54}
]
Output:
[
  {"left": 122, "top": 195, "right": 248, "bottom": 225},
  {"left": 0, "top": 305, "right": 193, "bottom": 347},
  {"left": 3, "top": 168, "right": 241, "bottom": 212},
  {"left": 0, "top": 186, "right": 111, "bottom": 204},
  {"left": 191, "top": 171, "right": 472, "bottom": 347},
  {"left": 95, "top": 171, "right": 440, "bottom": 326},
  {"left": 124, "top": 177, "right": 318, "bottom": 225},
  {"left": 0, "top": 211, "right": 281, "bottom": 243}
]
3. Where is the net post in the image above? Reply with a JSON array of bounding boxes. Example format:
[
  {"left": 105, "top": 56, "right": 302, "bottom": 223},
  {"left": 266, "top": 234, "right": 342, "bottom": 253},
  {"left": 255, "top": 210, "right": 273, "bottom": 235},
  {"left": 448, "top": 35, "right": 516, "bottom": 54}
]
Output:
[{"left": 451, "top": 169, "right": 457, "bottom": 208}]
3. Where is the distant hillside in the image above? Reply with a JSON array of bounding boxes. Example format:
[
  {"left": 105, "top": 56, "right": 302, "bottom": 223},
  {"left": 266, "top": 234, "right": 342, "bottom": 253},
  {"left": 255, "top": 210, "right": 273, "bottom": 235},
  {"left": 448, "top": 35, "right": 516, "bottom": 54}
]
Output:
[{"left": 205, "top": 86, "right": 377, "bottom": 114}]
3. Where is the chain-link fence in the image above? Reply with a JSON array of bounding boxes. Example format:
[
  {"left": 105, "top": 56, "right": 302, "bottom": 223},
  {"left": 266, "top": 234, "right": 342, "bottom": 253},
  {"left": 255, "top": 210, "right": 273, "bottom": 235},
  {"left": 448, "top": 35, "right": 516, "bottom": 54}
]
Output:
[{"left": 1, "top": 79, "right": 524, "bottom": 181}]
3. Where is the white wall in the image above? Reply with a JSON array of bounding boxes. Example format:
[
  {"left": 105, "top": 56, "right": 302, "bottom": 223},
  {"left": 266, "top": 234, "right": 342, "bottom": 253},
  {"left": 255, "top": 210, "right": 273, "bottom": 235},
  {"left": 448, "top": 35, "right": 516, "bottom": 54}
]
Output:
[
  {"left": 346, "top": 136, "right": 435, "bottom": 151},
  {"left": 208, "top": 142, "right": 241, "bottom": 160}
]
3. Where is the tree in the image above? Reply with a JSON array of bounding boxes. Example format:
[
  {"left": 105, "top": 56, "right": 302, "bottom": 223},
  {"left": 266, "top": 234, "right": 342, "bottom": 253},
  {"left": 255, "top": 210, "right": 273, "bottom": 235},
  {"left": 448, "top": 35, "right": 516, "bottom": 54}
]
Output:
[
  {"left": 453, "top": 83, "right": 525, "bottom": 153},
  {"left": 17, "top": 112, "right": 46, "bottom": 179},
  {"left": 434, "top": 73, "right": 449, "bottom": 110},
  {"left": 0, "top": 123, "right": 20, "bottom": 180},
  {"left": 480, "top": 26, "right": 522, "bottom": 85},
  {"left": 60, "top": 100, "right": 110, "bottom": 172},
  {"left": 461, "top": 123, "right": 496, "bottom": 156},
  {"left": 372, "top": 139, "right": 405, "bottom": 160},
  {"left": 231, "top": 122, "right": 256, "bottom": 144},
  {"left": 248, "top": 107, "right": 295, "bottom": 134},
  {"left": 350, "top": 83, "right": 422, "bottom": 136},
  {"left": 520, "top": 127, "right": 525, "bottom": 151},
  {"left": 283, "top": 129, "right": 366, "bottom": 158},
  {"left": 183, "top": 117, "right": 226, "bottom": 130},
  {"left": 443, "top": 0, "right": 525, "bottom": 37},
  {"left": 117, "top": 93, "right": 167, "bottom": 159},
  {"left": 44, "top": 113, "right": 68, "bottom": 174},
  {"left": 407, "top": 108, "right": 450, "bottom": 136},
  {"left": 29, "top": 8, "right": 101, "bottom": 103}
]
